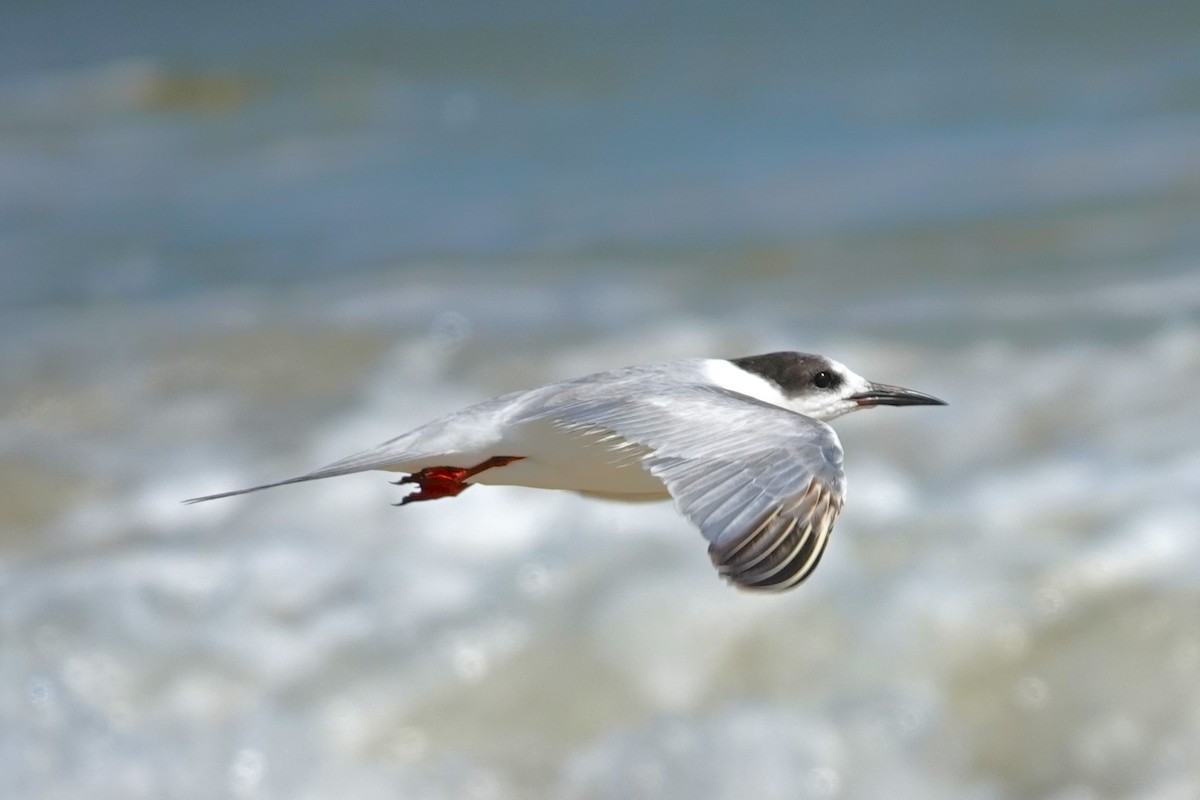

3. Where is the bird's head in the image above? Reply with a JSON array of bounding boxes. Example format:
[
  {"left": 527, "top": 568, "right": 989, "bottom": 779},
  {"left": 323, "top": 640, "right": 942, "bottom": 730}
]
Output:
[{"left": 728, "top": 351, "right": 946, "bottom": 422}]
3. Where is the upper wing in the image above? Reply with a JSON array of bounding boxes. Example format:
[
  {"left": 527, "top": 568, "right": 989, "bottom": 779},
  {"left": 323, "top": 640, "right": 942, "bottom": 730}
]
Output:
[{"left": 531, "top": 384, "right": 846, "bottom": 592}]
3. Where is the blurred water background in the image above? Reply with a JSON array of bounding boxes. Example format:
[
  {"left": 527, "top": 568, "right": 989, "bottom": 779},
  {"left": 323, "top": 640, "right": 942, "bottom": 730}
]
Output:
[{"left": 4, "top": 1, "right": 1200, "bottom": 798}]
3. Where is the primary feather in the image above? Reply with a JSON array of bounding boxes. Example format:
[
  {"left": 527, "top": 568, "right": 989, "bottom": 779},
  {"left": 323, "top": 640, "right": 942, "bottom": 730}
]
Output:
[{"left": 527, "top": 383, "right": 846, "bottom": 591}]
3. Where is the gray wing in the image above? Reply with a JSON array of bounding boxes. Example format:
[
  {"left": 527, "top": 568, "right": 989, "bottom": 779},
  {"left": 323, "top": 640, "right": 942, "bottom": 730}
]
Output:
[{"left": 533, "top": 384, "right": 846, "bottom": 592}]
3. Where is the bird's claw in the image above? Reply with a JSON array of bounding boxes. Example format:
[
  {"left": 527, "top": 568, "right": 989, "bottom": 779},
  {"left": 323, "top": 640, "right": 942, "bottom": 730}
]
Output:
[{"left": 389, "top": 458, "right": 524, "bottom": 506}]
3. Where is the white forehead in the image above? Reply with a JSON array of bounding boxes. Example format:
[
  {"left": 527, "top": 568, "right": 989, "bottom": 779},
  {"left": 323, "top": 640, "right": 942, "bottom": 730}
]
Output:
[
  {"left": 824, "top": 357, "right": 852, "bottom": 376},
  {"left": 827, "top": 358, "right": 870, "bottom": 392}
]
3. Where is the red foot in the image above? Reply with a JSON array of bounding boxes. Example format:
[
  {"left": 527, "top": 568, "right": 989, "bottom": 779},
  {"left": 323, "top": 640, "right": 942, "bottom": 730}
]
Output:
[{"left": 392, "top": 456, "right": 524, "bottom": 506}]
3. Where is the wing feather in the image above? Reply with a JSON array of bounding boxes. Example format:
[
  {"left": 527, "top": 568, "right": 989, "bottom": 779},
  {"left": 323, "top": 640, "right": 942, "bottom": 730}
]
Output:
[
  {"left": 529, "top": 383, "right": 846, "bottom": 592},
  {"left": 711, "top": 476, "right": 841, "bottom": 590}
]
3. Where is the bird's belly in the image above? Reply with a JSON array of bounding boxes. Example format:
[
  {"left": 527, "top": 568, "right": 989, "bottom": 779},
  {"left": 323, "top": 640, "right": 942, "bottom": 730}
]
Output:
[
  {"left": 475, "top": 455, "right": 667, "bottom": 496},
  {"left": 468, "top": 419, "right": 667, "bottom": 496}
]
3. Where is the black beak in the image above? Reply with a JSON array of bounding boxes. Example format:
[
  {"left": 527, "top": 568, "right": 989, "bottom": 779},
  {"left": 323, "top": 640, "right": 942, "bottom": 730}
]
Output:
[{"left": 848, "top": 382, "right": 947, "bottom": 408}]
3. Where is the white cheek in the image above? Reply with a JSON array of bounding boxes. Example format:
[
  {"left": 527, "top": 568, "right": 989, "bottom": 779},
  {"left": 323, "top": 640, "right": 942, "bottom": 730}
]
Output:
[
  {"left": 798, "top": 369, "right": 870, "bottom": 421},
  {"left": 790, "top": 394, "right": 845, "bottom": 421},
  {"left": 819, "top": 398, "right": 857, "bottom": 420}
]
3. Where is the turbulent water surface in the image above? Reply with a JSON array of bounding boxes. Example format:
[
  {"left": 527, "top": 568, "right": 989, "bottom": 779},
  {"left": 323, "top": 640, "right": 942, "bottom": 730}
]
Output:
[{"left": 4, "top": 2, "right": 1200, "bottom": 798}]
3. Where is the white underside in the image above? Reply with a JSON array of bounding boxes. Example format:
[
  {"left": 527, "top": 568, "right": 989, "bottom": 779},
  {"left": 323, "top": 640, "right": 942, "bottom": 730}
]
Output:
[{"left": 384, "top": 418, "right": 671, "bottom": 499}]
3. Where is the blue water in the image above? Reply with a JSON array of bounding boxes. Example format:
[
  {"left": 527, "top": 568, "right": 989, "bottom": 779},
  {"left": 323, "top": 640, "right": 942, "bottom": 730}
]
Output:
[{"left": 3, "top": 2, "right": 1200, "bottom": 798}]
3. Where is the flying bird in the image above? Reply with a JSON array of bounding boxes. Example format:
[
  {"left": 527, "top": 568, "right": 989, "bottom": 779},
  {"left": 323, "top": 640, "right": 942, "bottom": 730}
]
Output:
[{"left": 186, "top": 351, "right": 945, "bottom": 592}]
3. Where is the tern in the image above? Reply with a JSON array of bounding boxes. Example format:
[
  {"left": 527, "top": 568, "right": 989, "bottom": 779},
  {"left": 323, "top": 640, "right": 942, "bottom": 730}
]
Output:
[{"left": 186, "top": 351, "right": 945, "bottom": 592}]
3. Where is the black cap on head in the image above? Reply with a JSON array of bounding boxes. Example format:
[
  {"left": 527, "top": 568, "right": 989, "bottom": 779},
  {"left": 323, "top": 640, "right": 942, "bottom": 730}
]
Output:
[{"left": 730, "top": 351, "right": 841, "bottom": 397}]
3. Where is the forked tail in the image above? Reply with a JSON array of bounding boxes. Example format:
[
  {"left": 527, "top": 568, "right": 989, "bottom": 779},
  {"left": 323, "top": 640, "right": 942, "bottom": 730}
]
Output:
[
  {"left": 182, "top": 472, "right": 337, "bottom": 504},
  {"left": 182, "top": 445, "right": 416, "bottom": 504}
]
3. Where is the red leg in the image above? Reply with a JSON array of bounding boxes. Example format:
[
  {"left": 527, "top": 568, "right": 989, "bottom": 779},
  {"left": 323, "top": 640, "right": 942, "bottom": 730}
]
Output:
[{"left": 392, "top": 456, "right": 524, "bottom": 506}]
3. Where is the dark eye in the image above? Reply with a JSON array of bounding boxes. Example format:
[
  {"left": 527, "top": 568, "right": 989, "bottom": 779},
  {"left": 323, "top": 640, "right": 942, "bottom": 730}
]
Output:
[{"left": 813, "top": 371, "right": 835, "bottom": 389}]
